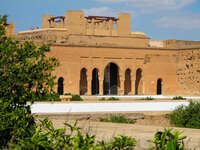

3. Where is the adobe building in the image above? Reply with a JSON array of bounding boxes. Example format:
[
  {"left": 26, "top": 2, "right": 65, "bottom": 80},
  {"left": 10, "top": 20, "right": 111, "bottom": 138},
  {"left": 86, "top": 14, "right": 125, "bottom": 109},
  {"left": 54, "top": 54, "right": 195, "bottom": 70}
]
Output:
[{"left": 11, "top": 10, "right": 200, "bottom": 96}]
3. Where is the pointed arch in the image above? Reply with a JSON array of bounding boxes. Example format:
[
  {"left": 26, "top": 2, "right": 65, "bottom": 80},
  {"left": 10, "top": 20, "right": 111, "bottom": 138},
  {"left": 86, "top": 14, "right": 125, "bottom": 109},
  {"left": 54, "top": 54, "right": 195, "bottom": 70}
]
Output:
[
  {"left": 135, "top": 68, "right": 143, "bottom": 95},
  {"left": 80, "top": 68, "right": 87, "bottom": 95},
  {"left": 92, "top": 68, "right": 99, "bottom": 95},
  {"left": 124, "top": 68, "right": 131, "bottom": 95},
  {"left": 103, "top": 62, "right": 119, "bottom": 95}
]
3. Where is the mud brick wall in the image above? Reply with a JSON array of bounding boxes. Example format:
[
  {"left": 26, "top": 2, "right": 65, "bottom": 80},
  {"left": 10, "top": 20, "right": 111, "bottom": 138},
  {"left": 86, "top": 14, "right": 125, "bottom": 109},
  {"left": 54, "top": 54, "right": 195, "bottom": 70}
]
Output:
[{"left": 177, "top": 49, "right": 200, "bottom": 95}]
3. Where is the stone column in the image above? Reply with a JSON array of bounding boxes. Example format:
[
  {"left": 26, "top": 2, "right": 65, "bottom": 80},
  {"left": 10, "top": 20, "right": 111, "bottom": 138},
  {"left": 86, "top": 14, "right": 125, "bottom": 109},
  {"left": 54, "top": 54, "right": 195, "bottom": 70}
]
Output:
[
  {"left": 99, "top": 70, "right": 104, "bottom": 95},
  {"left": 119, "top": 70, "right": 125, "bottom": 95},
  {"left": 87, "top": 69, "right": 92, "bottom": 95},
  {"left": 109, "top": 19, "right": 113, "bottom": 36}
]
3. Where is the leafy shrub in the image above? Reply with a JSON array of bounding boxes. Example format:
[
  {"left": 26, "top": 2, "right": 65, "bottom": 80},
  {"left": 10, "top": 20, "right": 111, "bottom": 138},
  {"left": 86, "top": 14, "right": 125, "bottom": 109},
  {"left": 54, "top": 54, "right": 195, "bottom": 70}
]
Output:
[
  {"left": 97, "top": 134, "right": 136, "bottom": 150},
  {"left": 141, "top": 97, "right": 154, "bottom": 100},
  {"left": 99, "top": 97, "right": 120, "bottom": 101},
  {"left": 64, "top": 93, "right": 71, "bottom": 95},
  {"left": 172, "top": 96, "right": 186, "bottom": 100},
  {"left": 170, "top": 102, "right": 200, "bottom": 128},
  {"left": 10, "top": 118, "right": 136, "bottom": 150},
  {"left": 42, "top": 92, "right": 61, "bottom": 101},
  {"left": 71, "top": 94, "right": 83, "bottom": 101},
  {"left": 148, "top": 128, "right": 186, "bottom": 150},
  {"left": 100, "top": 115, "right": 136, "bottom": 124},
  {"left": 99, "top": 97, "right": 106, "bottom": 101},
  {"left": 107, "top": 97, "right": 120, "bottom": 101}
]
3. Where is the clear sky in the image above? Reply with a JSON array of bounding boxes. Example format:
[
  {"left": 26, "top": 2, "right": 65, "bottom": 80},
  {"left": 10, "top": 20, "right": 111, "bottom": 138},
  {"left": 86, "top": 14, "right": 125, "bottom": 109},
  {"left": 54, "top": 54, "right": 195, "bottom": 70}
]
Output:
[{"left": 1, "top": 0, "right": 200, "bottom": 40}]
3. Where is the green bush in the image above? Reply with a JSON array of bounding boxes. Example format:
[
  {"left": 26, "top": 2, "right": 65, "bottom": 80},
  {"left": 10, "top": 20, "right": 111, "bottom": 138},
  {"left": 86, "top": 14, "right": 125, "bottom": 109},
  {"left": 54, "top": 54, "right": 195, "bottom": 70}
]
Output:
[
  {"left": 42, "top": 92, "right": 61, "bottom": 101},
  {"left": 99, "top": 97, "right": 106, "bottom": 101},
  {"left": 148, "top": 128, "right": 186, "bottom": 150},
  {"left": 107, "top": 97, "right": 120, "bottom": 101},
  {"left": 100, "top": 115, "right": 136, "bottom": 124},
  {"left": 172, "top": 96, "right": 186, "bottom": 100},
  {"left": 71, "top": 94, "right": 83, "bottom": 101},
  {"left": 170, "top": 102, "right": 200, "bottom": 129},
  {"left": 64, "top": 93, "right": 71, "bottom": 95},
  {"left": 141, "top": 97, "right": 154, "bottom": 100},
  {"left": 99, "top": 97, "right": 120, "bottom": 101},
  {"left": 97, "top": 134, "right": 136, "bottom": 150},
  {"left": 9, "top": 118, "right": 136, "bottom": 150}
]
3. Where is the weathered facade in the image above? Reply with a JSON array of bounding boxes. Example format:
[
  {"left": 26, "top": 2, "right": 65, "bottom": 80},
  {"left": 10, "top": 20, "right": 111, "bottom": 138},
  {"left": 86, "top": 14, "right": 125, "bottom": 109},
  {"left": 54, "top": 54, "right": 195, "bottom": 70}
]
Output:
[{"left": 10, "top": 10, "right": 200, "bottom": 96}]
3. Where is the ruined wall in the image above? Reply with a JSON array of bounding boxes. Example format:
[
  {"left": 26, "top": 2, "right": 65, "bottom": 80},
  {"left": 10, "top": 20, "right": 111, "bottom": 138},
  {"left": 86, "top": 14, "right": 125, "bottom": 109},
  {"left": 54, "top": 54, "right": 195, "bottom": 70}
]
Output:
[
  {"left": 16, "top": 29, "right": 149, "bottom": 48},
  {"left": 176, "top": 49, "right": 200, "bottom": 95},
  {"left": 16, "top": 28, "right": 69, "bottom": 45},
  {"left": 65, "top": 34, "right": 150, "bottom": 48},
  {"left": 165, "top": 39, "right": 200, "bottom": 48},
  {"left": 5, "top": 22, "right": 15, "bottom": 37}
]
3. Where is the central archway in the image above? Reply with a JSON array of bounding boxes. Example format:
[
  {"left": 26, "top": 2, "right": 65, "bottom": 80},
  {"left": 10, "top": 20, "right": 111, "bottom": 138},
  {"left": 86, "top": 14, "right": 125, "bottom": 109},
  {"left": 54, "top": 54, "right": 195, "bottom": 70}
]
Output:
[{"left": 103, "top": 63, "right": 119, "bottom": 95}]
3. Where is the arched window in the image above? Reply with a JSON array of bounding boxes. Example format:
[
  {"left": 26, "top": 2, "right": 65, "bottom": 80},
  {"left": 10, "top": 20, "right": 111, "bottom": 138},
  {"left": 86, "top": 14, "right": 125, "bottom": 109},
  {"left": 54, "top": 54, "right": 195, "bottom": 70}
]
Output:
[
  {"left": 124, "top": 69, "right": 131, "bottom": 95},
  {"left": 92, "top": 68, "right": 99, "bottom": 95},
  {"left": 135, "top": 68, "right": 142, "bottom": 95},
  {"left": 58, "top": 77, "right": 64, "bottom": 95},
  {"left": 157, "top": 78, "right": 162, "bottom": 95},
  {"left": 80, "top": 68, "right": 87, "bottom": 95}
]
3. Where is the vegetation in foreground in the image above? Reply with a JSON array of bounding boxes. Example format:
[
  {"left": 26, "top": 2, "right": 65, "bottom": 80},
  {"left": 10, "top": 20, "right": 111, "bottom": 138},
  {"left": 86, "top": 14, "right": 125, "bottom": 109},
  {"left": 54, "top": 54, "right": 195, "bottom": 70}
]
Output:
[
  {"left": 149, "top": 128, "right": 186, "bottom": 150},
  {"left": 170, "top": 101, "right": 200, "bottom": 129},
  {"left": 100, "top": 115, "right": 136, "bottom": 124}
]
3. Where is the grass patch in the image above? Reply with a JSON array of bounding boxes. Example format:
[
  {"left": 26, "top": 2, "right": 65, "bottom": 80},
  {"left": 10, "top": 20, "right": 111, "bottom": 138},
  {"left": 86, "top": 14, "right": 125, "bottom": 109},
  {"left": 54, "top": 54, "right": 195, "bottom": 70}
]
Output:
[
  {"left": 71, "top": 94, "right": 83, "bottom": 101},
  {"left": 99, "top": 97, "right": 106, "bottom": 101},
  {"left": 141, "top": 96, "right": 154, "bottom": 100},
  {"left": 64, "top": 93, "right": 71, "bottom": 95},
  {"left": 107, "top": 97, "right": 120, "bottom": 101},
  {"left": 100, "top": 115, "right": 136, "bottom": 124},
  {"left": 172, "top": 96, "right": 186, "bottom": 100},
  {"left": 99, "top": 97, "right": 120, "bottom": 101}
]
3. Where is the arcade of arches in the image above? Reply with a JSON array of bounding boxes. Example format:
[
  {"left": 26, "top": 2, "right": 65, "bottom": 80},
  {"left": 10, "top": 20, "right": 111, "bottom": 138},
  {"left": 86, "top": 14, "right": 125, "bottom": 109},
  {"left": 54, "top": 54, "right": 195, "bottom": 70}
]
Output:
[{"left": 58, "top": 62, "right": 164, "bottom": 96}]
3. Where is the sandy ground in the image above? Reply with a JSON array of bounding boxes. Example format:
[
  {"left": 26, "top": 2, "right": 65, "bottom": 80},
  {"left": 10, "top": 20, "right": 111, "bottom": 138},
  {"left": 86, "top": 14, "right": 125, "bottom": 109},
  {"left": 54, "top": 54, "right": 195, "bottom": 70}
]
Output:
[{"left": 38, "top": 113, "right": 200, "bottom": 150}]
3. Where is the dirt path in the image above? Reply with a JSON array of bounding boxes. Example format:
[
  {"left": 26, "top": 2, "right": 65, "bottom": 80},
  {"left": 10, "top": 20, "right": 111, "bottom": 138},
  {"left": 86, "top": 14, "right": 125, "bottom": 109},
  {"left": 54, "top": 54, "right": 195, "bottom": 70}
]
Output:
[{"left": 39, "top": 113, "right": 200, "bottom": 150}]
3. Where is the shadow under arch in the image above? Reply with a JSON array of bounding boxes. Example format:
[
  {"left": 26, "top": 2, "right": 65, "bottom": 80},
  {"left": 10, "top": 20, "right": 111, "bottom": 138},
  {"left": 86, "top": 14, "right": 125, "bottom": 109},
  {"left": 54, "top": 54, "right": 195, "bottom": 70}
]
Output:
[
  {"left": 58, "top": 77, "right": 64, "bottom": 95},
  {"left": 157, "top": 78, "right": 162, "bottom": 95},
  {"left": 135, "top": 68, "right": 143, "bottom": 95},
  {"left": 103, "top": 62, "right": 119, "bottom": 95},
  {"left": 124, "top": 68, "right": 132, "bottom": 95},
  {"left": 80, "top": 68, "right": 87, "bottom": 95},
  {"left": 92, "top": 68, "right": 99, "bottom": 95}
]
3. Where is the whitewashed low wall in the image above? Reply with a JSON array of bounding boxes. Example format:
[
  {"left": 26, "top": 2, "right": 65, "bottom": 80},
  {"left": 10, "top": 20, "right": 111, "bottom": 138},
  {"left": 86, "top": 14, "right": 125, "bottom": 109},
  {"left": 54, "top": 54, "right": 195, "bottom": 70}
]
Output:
[{"left": 31, "top": 102, "right": 189, "bottom": 114}]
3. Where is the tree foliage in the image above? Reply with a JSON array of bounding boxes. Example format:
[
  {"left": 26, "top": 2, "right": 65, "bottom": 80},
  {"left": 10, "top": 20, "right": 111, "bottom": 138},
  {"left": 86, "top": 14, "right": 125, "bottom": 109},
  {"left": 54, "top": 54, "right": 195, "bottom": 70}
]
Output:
[
  {"left": 0, "top": 14, "right": 59, "bottom": 148},
  {"left": 170, "top": 101, "right": 200, "bottom": 129}
]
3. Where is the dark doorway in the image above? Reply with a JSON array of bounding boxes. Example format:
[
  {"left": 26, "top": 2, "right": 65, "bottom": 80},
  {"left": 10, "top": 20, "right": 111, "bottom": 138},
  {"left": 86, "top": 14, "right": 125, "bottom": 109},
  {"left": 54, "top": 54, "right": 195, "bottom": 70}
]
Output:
[
  {"left": 92, "top": 68, "right": 99, "bottom": 95},
  {"left": 124, "top": 69, "right": 131, "bottom": 95},
  {"left": 135, "top": 68, "right": 142, "bottom": 95},
  {"left": 80, "top": 68, "right": 87, "bottom": 95},
  {"left": 157, "top": 78, "right": 162, "bottom": 95},
  {"left": 58, "top": 77, "right": 64, "bottom": 95},
  {"left": 103, "top": 63, "right": 119, "bottom": 95}
]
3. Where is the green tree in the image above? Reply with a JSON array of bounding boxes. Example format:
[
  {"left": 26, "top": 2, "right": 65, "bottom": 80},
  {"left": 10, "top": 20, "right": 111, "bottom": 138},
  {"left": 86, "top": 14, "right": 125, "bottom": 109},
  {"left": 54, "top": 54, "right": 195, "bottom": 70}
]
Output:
[{"left": 0, "top": 15, "right": 59, "bottom": 148}]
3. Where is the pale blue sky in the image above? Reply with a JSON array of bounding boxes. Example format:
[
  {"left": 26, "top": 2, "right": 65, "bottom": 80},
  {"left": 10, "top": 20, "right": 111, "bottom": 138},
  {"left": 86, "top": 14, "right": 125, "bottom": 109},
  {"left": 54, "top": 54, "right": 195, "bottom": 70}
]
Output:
[{"left": 1, "top": 0, "right": 200, "bottom": 40}]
